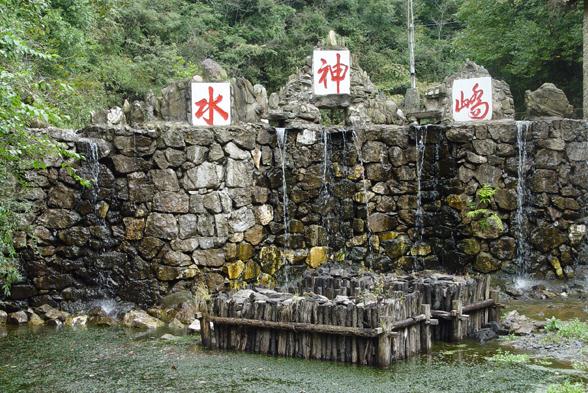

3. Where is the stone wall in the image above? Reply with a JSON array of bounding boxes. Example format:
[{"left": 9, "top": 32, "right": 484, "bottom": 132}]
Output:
[
  {"left": 5, "top": 123, "right": 277, "bottom": 310},
  {"left": 443, "top": 119, "right": 588, "bottom": 278},
  {"left": 4, "top": 118, "right": 588, "bottom": 311}
]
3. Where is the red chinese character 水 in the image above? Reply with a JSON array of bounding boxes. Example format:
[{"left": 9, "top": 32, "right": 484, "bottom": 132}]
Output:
[
  {"left": 455, "top": 83, "right": 490, "bottom": 120},
  {"left": 317, "top": 53, "right": 349, "bottom": 94},
  {"left": 194, "top": 86, "right": 229, "bottom": 126}
]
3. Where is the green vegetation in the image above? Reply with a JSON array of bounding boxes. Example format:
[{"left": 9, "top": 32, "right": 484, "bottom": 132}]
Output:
[
  {"left": 476, "top": 184, "right": 497, "bottom": 205},
  {"left": 0, "top": 327, "right": 558, "bottom": 393},
  {"left": 486, "top": 349, "right": 530, "bottom": 364},
  {"left": 546, "top": 381, "right": 586, "bottom": 393},
  {"left": 0, "top": 0, "right": 582, "bottom": 130},
  {"left": 466, "top": 185, "right": 505, "bottom": 234},
  {"left": 544, "top": 318, "right": 588, "bottom": 343},
  {"left": 0, "top": 0, "right": 89, "bottom": 294}
]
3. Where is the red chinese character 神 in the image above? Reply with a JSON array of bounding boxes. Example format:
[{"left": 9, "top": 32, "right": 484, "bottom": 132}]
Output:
[
  {"left": 455, "top": 83, "right": 490, "bottom": 120},
  {"left": 317, "top": 53, "right": 349, "bottom": 94},
  {"left": 194, "top": 86, "right": 229, "bottom": 125}
]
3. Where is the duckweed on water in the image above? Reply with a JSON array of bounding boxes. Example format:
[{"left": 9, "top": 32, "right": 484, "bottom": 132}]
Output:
[
  {"left": 543, "top": 318, "right": 588, "bottom": 344},
  {"left": 486, "top": 349, "right": 531, "bottom": 364},
  {"left": 546, "top": 381, "right": 586, "bottom": 393},
  {"left": 0, "top": 327, "right": 577, "bottom": 393}
]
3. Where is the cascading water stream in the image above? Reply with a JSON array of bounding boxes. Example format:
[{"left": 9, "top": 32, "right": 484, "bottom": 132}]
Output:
[
  {"left": 515, "top": 121, "right": 532, "bottom": 285},
  {"left": 80, "top": 139, "right": 101, "bottom": 203},
  {"left": 275, "top": 127, "right": 290, "bottom": 287},
  {"left": 320, "top": 129, "right": 332, "bottom": 247},
  {"left": 415, "top": 125, "right": 428, "bottom": 242},
  {"left": 351, "top": 129, "right": 373, "bottom": 264}
]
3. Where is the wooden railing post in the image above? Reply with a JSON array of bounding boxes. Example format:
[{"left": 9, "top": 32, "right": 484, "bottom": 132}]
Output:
[
  {"left": 421, "top": 304, "right": 432, "bottom": 352},
  {"left": 198, "top": 313, "right": 212, "bottom": 348},
  {"left": 489, "top": 290, "right": 501, "bottom": 323},
  {"left": 377, "top": 331, "right": 392, "bottom": 369},
  {"left": 451, "top": 300, "right": 463, "bottom": 342}
]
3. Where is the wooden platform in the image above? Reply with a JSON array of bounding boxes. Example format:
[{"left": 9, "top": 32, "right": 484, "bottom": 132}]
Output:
[{"left": 199, "top": 273, "right": 501, "bottom": 368}]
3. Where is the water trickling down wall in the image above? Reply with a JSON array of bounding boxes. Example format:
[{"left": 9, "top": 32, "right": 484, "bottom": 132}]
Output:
[{"left": 3, "top": 56, "right": 588, "bottom": 311}]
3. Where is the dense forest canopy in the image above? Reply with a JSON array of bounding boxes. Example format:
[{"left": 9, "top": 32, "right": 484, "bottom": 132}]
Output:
[{"left": 0, "top": 0, "right": 582, "bottom": 128}]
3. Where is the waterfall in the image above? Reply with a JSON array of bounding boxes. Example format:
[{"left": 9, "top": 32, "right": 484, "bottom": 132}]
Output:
[
  {"left": 322, "top": 129, "right": 329, "bottom": 184},
  {"left": 515, "top": 121, "right": 532, "bottom": 282},
  {"left": 79, "top": 140, "right": 101, "bottom": 201},
  {"left": 321, "top": 129, "right": 332, "bottom": 247},
  {"left": 276, "top": 128, "right": 289, "bottom": 242},
  {"left": 276, "top": 127, "right": 290, "bottom": 287},
  {"left": 415, "top": 125, "right": 428, "bottom": 242},
  {"left": 352, "top": 129, "right": 373, "bottom": 263}
]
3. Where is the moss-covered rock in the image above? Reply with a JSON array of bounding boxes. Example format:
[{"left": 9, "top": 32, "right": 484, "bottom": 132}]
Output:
[
  {"left": 473, "top": 252, "right": 501, "bottom": 273},
  {"left": 225, "top": 260, "right": 245, "bottom": 280},
  {"left": 460, "top": 238, "right": 481, "bottom": 255},
  {"left": 259, "top": 245, "right": 283, "bottom": 275},
  {"left": 306, "top": 246, "right": 329, "bottom": 269},
  {"left": 530, "top": 225, "right": 566, "bottom": 252},
  {"left": 382, "top": 237, "right": 411, "bottom": 259},
  {"left": 257, "top": 273, "right": 274, "bottom": 287},
  {"left": 242, "top": 260, "right": 261, "bottom": 281},
  {"left": 549, "top": 257, "right": 564, "bottom": 279},
  {"left": 410, "top": 242, "right": 432, "bottom": 257},
  {"left": 379, "top": 231, "right": 399, "bottom": 241},
  {"left": 446, "top": 194, "right": 469, "bottom": 210},
  {"left": 237, "top": 242, "right": 254, "bottom": 261},
  {"left": 470, "top": 214, "right": 504, "bottom": 239}
]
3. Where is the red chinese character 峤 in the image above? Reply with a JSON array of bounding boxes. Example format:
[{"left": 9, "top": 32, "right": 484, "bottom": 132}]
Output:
[
  {"left": 194, "top": 86, "right": 229, "bottom": 125},
  {"left": 455, "top": 83, "right": 490, "bottom": 120},
  {"left": 317, "top": 53, "right": 349, "bottom": 94}
]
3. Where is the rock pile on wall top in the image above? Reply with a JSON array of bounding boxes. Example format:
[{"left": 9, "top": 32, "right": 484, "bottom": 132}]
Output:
[
  {"left": 268, "top": 32, "right": 406, "bottom": 128},
  {"left": 91, "top": 59, "right": 268, "bottom": 127},
  {"left": 526, "top": 82, "right": 574, "bottom": 119},
  {"left": 423, "top": 61, "right": 516, "bottom": 122}
]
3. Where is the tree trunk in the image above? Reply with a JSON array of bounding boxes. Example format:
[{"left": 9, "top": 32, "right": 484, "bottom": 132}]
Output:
[{"left": 584, "top": 0, "right": 588, "bottom": 118}]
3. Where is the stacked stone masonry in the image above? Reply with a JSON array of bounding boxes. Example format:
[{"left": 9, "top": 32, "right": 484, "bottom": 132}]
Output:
[{"left": 3, "top": 118, "right": 587, "bottom": 310}]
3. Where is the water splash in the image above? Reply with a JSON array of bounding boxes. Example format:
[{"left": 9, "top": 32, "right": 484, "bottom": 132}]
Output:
[
  {"left": 415, "top": 125, "right": 428, "bottom": 242},
  {"left": 515, "top": 121, "right": 531, "bottom": 277}
]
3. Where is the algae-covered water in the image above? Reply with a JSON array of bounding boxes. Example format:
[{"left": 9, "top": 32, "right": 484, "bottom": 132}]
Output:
[{"left": 0, "top": 326, "right": 585, "bottom": 393}]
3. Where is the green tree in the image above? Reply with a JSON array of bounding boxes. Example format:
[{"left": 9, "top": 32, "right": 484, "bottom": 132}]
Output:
[
  {"left": 0, "top": 0, "right": 86, "bottom": 294},
  {"left": 455, "top": 0, "right": 582, "bottom": 112}
]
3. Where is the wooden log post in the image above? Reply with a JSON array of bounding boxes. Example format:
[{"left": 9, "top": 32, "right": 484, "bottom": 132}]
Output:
[
  {"left": 420, "top": 304, "right": 432, "bottom": 353},
  {"left": 377, "top": 332, "right": 392, "bottom": 369},
  {"left": 489, "top": 290, "right": 501, "bottom": 323},
  {"left": 198, "top": 313, "right": 212, "bottom": 348},
  {"left": 451, "top": 300, "right": 463, "bottom": 342}
]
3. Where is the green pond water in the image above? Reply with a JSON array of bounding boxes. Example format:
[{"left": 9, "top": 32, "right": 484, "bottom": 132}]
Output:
[{"left": 0, "top": 325, "right": 585, "bottom": 393}]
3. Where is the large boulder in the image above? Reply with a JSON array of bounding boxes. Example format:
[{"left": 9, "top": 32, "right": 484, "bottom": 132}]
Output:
[
  {"left": 526, "top": 83, "right": 573, "bottom": 118},
  {"left": 122, "top": 310, "right": 165, "bottom": 330}
]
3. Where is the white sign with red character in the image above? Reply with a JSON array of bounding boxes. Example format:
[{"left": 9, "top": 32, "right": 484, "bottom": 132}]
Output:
[
  {"left": 452, "top": 77, "right": 493, "bottom": 122},
  {"left": 313, "top": 50, "right": 351, "bottom": 96},
  {"left": 191, "top": 82, "right": 231, "bottom": 126}
]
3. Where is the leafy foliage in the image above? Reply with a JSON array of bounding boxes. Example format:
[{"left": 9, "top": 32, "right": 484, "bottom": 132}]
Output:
[
  {"left": 477, "top": 184, "right": 497, "bottom": 205},
  {"left": 546, "top": 381, "right": 586, "bottom": 393},
  {"left": 0, "top": 0, "right": 87, "bottom": 294},
  {"left": 455, "top": 0, "right": 582, "bottom": 113},
  {"left": 486, "top": 349, "right": 530, "bottom": 364},
  {"left": 544, "top": 318, "right": 588, "bottom": 342},
  {"left": 1, "top": 0, "right": 582, "bottom": 128}
]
